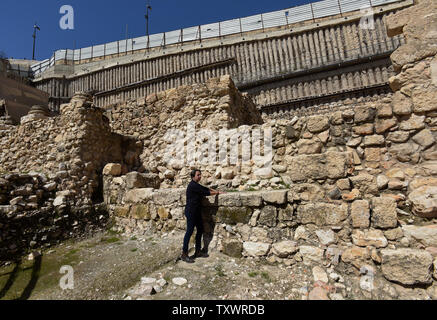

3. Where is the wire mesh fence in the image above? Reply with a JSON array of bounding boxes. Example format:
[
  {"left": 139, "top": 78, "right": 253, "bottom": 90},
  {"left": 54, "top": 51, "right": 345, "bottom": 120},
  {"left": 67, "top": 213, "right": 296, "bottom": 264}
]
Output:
[{"left": 31, "top": 0, "right": 403, "bottom": 76}]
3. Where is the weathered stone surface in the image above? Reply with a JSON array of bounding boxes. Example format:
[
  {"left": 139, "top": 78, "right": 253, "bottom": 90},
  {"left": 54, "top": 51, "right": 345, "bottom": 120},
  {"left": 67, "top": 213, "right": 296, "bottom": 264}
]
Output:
[
  {"left": 377, "top": 104, "right": 392, "bottom": 118},
  {"left": 296, "top": 138, "right": 323, "bottom": 154},
  {"left": 408, "top": 186, "right": 437, "bottom": 218},
  {"left": 402, "top": 225, "right": 437, "bottom": 247},
  {"left": 288, "top": 184, "right": 324, "bottom": 202},
  {"left": 286, "top": 152, "right": 352, "bottom": 182},
  {"left": 387, "top": 131, "right": 410, "bottom": 143},
  {"left": 351, "top": 200, "right": 370, "bottom": 228},
  {"left": 157, "top": 206, "right": 169, "bottom": 220},
  {"left": 262, "top": 190, "right": 287, "bottom": 205},
  {"left": 299, "top": 245, "right": 324, "bottom": 264},
  {"left": 103, "top": 163, "right": 122, "bottom": 176},
  {"left": 297, "top": 203, "right": 348, "bottom": 226},
  {"left": 375, "top": 118, "right": 397, "bottom": 134},
  {"left": 307, "top": 115, "right": 329, "bottom": 133},
  {"left": 409, "top": 177, "right": 437, "bottom": 191},
  {"left": 363, "top": 135, "right": 385, "bottom": 147},
  {"left": 381, "top": 249, "right": 433, "bottom": 285},
  {"left": 389, "top": 142, "right": 420, "bottom": 162},
  {"left": 315, "top": 229, "right": 336, "bottom": 246},
  {"left": 341, "top": 246, "right": 370, "bottom": 269},
  {"left": 353, "top": 123, "right": 374, "bottom": 135},
  {"left": 392, "top": 91, "right": 412, "bottom": 115},
  {"left": 412, "top": 129, "right": 435, "bottom": 149},
  {"left": 350, "top": 172, "right": 378, "bottom": 195},
  {"left": 308, "top": 287, "right": 330, "bottom": 300},
  {"left": 217, "top": 193, "right": 242, "bottom": 207},
  {"left": 352, "top": 229, "right": 388, "bottom": 248},
  {"left": 258, "top": 205, "right": 277, "bottom": 227},
  {"left": 272, "top": 240, "right": 298, "bottom": 258},
  {"left": 130, "top": 204, "right": 151, "bottom": 220},
  {"left": 217, "top": 207, "right": 252, "bottom": 225},
  {"left": 124, "top": 188, "right": 154, "bottom": 203},
  {"left": 278, "top": 204, "right": 294, "bottom": 221},
  {"left": 412, "top": 90, "right": 437, "bottom": 113},
  {"left": 364, "top": 148, "right": 381, "bottom": 162},
  {"left": 243, "top": 241, "right": 270, "bottom": 256},
  {"left": 312, "top": 266, "right": 329, "bottom": 283},
  {"left": 376, "top": 175, "right": 389, "bottom": 190},
  {"left": 153, "top": 189, "right": 182, "bottom": 205},
  {"left": 399, "top": 114, "right": 425, "bottom": 131},
  {"left": 384, "top": 227, "right": 404, "bottom": 241},
  {"left": 371, "top": 197, "right": 398, "bottom": 229},
  {"left": 114, "top": 205, "right": 130, "bottom": 217},
  {"left": 126, "top": 172, "right": 160, "bottom": 189},
  {"left": 222, "top": 238, "right": 243, "bottom": 258},
  {"left": 239, "top": 192, "right": 263, "bottom": 207},
  {"left": 336, "top": 178, "right": 351, "bottom": 191},
  {"left": 354, "top": 106, "right": 375, "bottom": 123}
]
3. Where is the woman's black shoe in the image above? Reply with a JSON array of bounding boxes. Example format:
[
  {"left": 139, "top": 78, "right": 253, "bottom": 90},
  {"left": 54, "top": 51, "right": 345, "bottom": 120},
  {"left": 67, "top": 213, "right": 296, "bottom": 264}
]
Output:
[{"left": 181, "top": 252, "right": 195, "bottom": 263}]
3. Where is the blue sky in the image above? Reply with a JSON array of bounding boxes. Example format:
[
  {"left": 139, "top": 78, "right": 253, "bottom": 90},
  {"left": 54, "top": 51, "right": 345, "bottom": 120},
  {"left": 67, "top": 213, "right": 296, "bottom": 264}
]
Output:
[{"left": 0, "top": 0, "right": 313, "bottom": 61}]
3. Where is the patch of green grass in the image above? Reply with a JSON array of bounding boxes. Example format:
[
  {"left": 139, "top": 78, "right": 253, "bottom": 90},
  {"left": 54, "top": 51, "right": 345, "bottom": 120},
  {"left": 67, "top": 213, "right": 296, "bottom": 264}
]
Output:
[
  {"left": 67, "top": 249, "right": 79, "bottom": 255},
  {"left": 101, "top": 237, "right": 120, "bottom": 244},
  {"left": 261, "top": 272, "right": 271, "bottom": 282},
  {"left": 233, "top": 271, "right": 239, "bottom": 276},
  {"left": 225, "top": 189, "right": 238, "bottom": 192},
  {"left": 247, "top": 187, "right": 257, "bottom": 192},
  {"left": 130, "top": 248, "right": 137, "bottom": 252},
  {"left": 214, "top": 264, "right": 226, "bottom": 277},
  {"left": 248, "top": 271, "right": 258, "bottom": 277},
  {"left": 130, "top": 236, "right": 137, "bottom": 241},
  {"left": 107, "top": 228, "right": 121, "bottom": 236}
]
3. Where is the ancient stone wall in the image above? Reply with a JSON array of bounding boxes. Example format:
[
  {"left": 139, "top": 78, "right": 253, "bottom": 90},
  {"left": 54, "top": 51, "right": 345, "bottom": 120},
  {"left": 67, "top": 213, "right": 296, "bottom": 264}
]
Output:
[
  {"left": 99, "top": 0, "right": 437, "bottom": 295},
  {"left": 0, "top": 93, "right": 129, "bottom": 205},
  {"left": 0, "top": 172, "right": 108, "bottom": 261}
]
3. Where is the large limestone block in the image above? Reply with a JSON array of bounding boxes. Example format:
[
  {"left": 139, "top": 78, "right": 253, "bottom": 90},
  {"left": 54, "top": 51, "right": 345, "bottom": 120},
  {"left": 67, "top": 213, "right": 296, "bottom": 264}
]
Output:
[
  {"left": 296, "top": 202, "right": 348, "bottom": 226},
  {"left": 412, "top": 129, "right": 435, "bottom": 149},
  {"left": 341, "top": 246, "right": 370, "bottom": 269},
  {"left": 285, "top": 152, "right": 352, "bottom": 182},
  {"left": 402, "top": 224, "right": 437, "bottom": 247},
  {"left": 352, "top": 229, "right": 388, "bottom": 248},
  {"left": 130, "top": 204, "right": 151, "bottom": 220},
  {"left": 126, "top": 172, "right": 160, "bottom": 189},
  {"left": 152, "top": 188, "right": 183, "bottom": 205},
  {"left": 217, "top": 193, "right": 241, "bottom": 207},
  {"left": 272, "top": 240, "right": 298, "bottom": 258},
  {"left": 371, "top": 197, "right": 398, "bottom": 229},
  {"left": 412, "top": 89, "right": 437, "bottom": 113},
  {"left": 262, "top": 190, "right": 287, "bottom": 205},
  {"left": 222, "top": 238, "right": 243, "bottom": 258},
  {"left": 239, "top": 191, "right": 263, "bottom": 207},
  {"left": 408, "top": 186, "right": 437, "bottom": 218},
  {"left": 299, "top": 245, "right": 324, "bottom": 264},
  {"left": 258, "top": 205, "right": 277, "bottom": 227},
  {"left": 216, "top": 207, "right": 252, "bottom": 225},
  {"left": 296, "top": 138, "right": 323, "bottom": 154},
  {"left": 351, "top": 200, "right": 370, "bottom": 228},
  {"left": 124, "top": 188, "right": 154, "bottom": 203},
  {"left": 306, "top": 115, "right": 329, "bottom": 133},
  {"left": 381, "top": 249, "right": 433, "bottom": 285},
  {"left": 243, "top": 241, "right": 270, "bottom": 257}
]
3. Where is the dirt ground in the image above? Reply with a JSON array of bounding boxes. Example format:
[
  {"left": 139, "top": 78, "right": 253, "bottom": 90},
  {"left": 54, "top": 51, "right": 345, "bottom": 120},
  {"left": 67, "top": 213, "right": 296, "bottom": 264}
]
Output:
[{"left": 1, "top": 229, "right": 436, "bottom": 300}]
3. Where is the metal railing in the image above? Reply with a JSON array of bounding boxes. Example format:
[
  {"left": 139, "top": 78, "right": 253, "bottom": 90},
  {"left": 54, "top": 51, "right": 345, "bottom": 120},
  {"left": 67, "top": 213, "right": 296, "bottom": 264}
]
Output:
[{"left": 31, "top": 0, "right": 402, "bottom": 76}]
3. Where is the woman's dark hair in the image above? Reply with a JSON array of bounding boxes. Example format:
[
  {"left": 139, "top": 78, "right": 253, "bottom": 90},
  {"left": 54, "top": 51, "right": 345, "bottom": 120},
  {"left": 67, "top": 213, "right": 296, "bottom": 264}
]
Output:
[{"left": 190, "top": 169, "right": 201, "bottom": 179}]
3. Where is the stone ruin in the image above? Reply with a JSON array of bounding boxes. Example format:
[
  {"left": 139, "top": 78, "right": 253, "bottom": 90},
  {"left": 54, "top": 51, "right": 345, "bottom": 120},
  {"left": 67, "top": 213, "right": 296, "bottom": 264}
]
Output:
[{"left": 0, "top": 0, "right": 437, "bottom": 299}]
